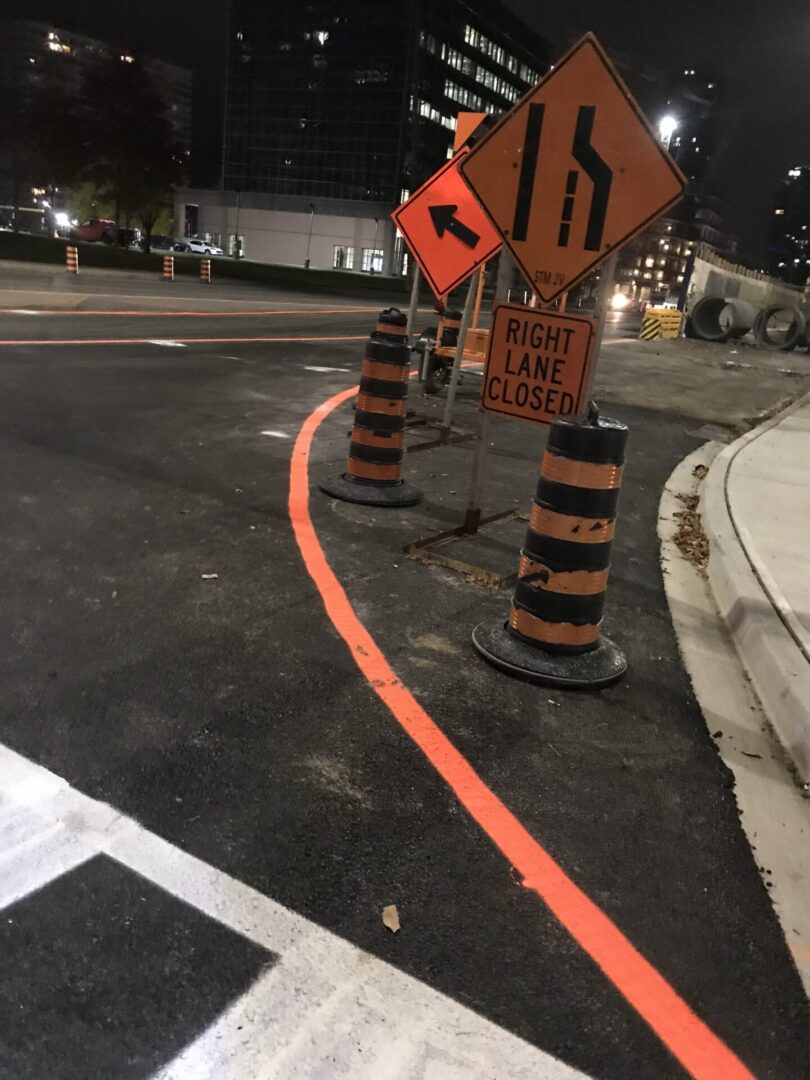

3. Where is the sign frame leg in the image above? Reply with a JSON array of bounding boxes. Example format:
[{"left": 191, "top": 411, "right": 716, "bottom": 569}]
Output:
[{"left": 441, "top": 269, "right": 479, "bottom": 431}]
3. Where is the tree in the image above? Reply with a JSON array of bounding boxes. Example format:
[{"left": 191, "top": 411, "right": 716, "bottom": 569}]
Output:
[
  {"left": 67, "top": 182, "right": 115, "bottom": 224},
  {"left": 0, "top": 47, "right": 83, "bottom": 231},
  {"left": 78, "top": 52, "right": 186, "bottom": 251}
]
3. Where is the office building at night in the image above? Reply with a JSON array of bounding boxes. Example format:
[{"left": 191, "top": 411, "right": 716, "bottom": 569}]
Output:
[
  {"left": 767, "top": 165, "right": 810, "bottom": 285},
  {"left": 613, "top": 67, "right": 736, "bottom": 305},
  {"left": 0, "top": 18, "right": 192, "bottom": 231},
  {"left": 176, "top": 0, "right": 549, "bottom": 271}
]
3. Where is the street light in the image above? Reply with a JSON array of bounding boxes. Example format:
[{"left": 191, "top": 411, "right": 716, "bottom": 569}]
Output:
[
  {"left": 304, "top": 203, "right": 315, "bottom": 270},
  {"left": 658, "top": 115, "right": 678, "bottom": 150}
]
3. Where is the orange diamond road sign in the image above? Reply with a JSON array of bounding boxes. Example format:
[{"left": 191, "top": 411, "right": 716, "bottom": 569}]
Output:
[
  {"left": 392, "top": 150, "right": 502, "bottom": 300},
  {"left": 460, "top": 33, "right": 687, "bottom": 304},
  {"left": 453, "top": 111, "right": 488, "bottom": 152},
  {"left": 481, "top": 304, "right": 596, "bottom": 425}
]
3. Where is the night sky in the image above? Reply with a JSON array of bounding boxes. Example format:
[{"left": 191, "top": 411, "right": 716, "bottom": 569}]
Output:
[{"left": 9, "top": 0, "right": 810, "bottom": 262}]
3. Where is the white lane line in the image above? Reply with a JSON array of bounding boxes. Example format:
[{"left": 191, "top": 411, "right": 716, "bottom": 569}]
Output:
[
  {"left": 261, "top": 429, "right": 290, "bottom": 439},
  {"left": 0, "top": 743, "right": 591, "bottom": 1080},
  {"left": 304, "top": 365, "right": 352, "bottom": 373},
  {"left": 6, "top": 309, "right": 46, "bottom": 315},
  {"left": 148, "top": 339, "right": 188, "bottom": 348}
]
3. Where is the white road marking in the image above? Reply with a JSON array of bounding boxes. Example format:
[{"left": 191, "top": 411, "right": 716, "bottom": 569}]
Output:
[
  {"left": 261, "top": 429, "right": 290, "bottom": 439},
  {"left": 304, "top": 365, "right": 352, "bottom": 373},
  {"left": 6, "top": 309, "right": 46, "bottom": 315},
  {"left": 148, "top": 339, "right": 188, "bottom": 348},
  {"left": 0, "top": 742, "right": 590, "bottom": 1080}
]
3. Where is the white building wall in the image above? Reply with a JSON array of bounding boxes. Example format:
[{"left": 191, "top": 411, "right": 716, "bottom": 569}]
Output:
[{"left": 177, "top": 196, "right": 395, "bottom": 274}]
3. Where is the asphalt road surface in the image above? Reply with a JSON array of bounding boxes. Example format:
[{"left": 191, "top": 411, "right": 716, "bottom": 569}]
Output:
[{"left": 0, "top": 282, "right": 808, "bottom": 1080}]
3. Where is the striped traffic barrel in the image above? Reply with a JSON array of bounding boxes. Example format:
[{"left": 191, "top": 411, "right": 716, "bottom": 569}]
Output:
[
  {"left": 472, "top": 409, "right": 629, "bottom": 688},
  {"left": 162, "top": 254, "right": 174, "bottom": 282},
  {"left": 65, "top": 245, "right": 79, "bottom": 274},
  {"left": 320, "top": 308, "right": 422, "bottom": 507},
  {"left": 200, "top": 258, "right": 211, "bottom": 283}
]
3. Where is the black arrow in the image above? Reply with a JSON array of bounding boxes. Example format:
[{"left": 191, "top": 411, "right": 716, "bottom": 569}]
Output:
[{"left": 428, "top": 204, "right": 480, "bottom": 249}]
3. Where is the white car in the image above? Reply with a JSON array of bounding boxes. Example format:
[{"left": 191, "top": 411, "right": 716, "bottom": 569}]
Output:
[{"left": 178, "top": 238, "right": 223, "bottom": 256}]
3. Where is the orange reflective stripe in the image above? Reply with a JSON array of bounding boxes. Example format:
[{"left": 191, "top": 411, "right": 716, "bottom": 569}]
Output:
[
  {"left": 518, "top": 556, "right": 609, "bottom": 595},
  {"left": 361, "top": 360, "right": 410, "bottom": 382},
  {"left": 346, "top": 459, "right": 401, "bottom": 482},
  {"left": 356, "top": 394, "right": 407, "bottom": 416},
  {"left": 376, "top": 322, "right": 407, "bottom": 337},
  {"left": 541, "top": 451, "right": 623, "bottom": 490},
  {"left": 509, "top": 605, "right": 601, "bottom": 646},
  {"left": 529, "top": 503, "right": 615, "bottom": 543},
  {"left": 351, "top": 428, "right": 404, "bottom": 449}
]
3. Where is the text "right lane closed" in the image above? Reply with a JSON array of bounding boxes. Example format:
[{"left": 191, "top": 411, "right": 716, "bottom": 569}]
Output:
[{"left": 481, "top": 304, "right": 597, "bottom": 426}]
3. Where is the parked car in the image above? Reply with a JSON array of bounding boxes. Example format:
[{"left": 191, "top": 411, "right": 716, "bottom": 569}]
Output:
[
  {"left": 147, "top": 234, "right": 176, "bottom": 251},
  {"left": 71, "top": 218, "right": 118, "bottom": 244},
  {"left": 178, "top": 237, "right": 223, "bottom": 256}
]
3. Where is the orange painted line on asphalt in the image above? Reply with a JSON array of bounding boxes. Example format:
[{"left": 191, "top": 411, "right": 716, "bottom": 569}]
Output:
[
  {"left": 288, "top": 381, "right": 755, "bottom": 1080},
  {"left": 0, "top": 335, "right": 368, "bottom": 347},
  {"left": 0, "top": 307, "right": 380, "bottom": 317}
]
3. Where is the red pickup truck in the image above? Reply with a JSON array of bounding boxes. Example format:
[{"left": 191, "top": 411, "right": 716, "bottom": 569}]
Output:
[{"left": 70, "top": 219, "right": 140, "bottom": 247}]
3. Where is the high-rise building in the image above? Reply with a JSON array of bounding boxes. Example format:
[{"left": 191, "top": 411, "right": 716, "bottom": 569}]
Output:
[
  {"left": 612, "top": 67, "right": 736, "bottom": 305},
  {"left": 0, "top": 19, "right": 192, "bottom": 231},
  {"left": 662, "top": 68, "right": 721, "bottom": 187},
  {"left": 767, "top": 165, "right": 810, "bottom": 285},
  {"left": 176, "top": 0, "right": 548, "bottom": 271}
]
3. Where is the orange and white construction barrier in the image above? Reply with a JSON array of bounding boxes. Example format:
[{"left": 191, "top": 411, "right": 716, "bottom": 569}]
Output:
[
  {"left": 320, "top": 307, "right": 422, "bottom": 507},
  {"left": 162, "top": 254, "right": 174, "bottom": 282},
  {"left": 65, "top": 245, "right": 79, "bottom": 275},
  {"left": 200, "top": 258, "right": 211, "bottom": 284},
  {"left": 473, "top": 405, "right": 629, "bottom": 688}
]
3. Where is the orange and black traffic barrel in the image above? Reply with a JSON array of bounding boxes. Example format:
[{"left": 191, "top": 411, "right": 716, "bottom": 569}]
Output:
[
  {"left": 472, "top": 406, "right": 628, "bottom": 687},
  {"left": 65, "top": 245, "right": 79, "bottom": 274},
  {"left": 320, "top": 307, "right": 422, "bottom": 507}
]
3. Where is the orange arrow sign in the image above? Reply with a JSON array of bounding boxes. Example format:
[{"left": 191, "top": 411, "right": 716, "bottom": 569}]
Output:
[
  {"left": 392, "top": 150, "right": 502, "bottom": 300},
  {"left": 460, "top": 34, "right": 687, "bottom": 303}
]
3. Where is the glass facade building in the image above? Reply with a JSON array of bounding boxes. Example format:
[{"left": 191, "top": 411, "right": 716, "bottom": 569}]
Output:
[{"left": 223, "top": 0, "right": 549, "bottom": 205}]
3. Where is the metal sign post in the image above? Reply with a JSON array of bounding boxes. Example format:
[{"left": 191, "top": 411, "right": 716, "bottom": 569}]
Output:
[
  {"left": 441, "top": 269, "right": 479, "bottom": 430},
  {"left": 581, "top": 252, "right": 617, "bottom": 403},
  {"left": 406, "top": 264, "right": 421, "bottom": 338}
]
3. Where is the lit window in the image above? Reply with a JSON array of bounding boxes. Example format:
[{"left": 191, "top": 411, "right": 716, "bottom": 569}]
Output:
[
  {"left": 645, "top": 257, "right": 654, "bottom": 268},
  {"left": 774, "top": 208, "right": 785, "bottom": 215},
  {"left": 333, "top": 244, "right": 354, "bottom": 270},
  {"left": 315, "top": 30, "right": 329, "bottom": 45},
  {"left": 399, "top": 189, "right": 409, "bottom": 203},
  {"left": 120, "top": 54, "right": 134, "bottom": 63},
  {"left": 361, "top": 248, "right": 384, "bottom": 273},
  {"left": 656, "top": 270, "right": 665, "bottom": 280}
]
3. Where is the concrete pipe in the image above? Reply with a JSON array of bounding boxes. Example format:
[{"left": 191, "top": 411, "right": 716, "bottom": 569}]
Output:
[
  {"left": 717, "top": 298, "right": 757, "bottom": 340},
  {"left": 754, "top": 304, "right": 806, "bottom": 351},
  {"left": 690, "top": 296, "right": 731, "bottom": 341}
]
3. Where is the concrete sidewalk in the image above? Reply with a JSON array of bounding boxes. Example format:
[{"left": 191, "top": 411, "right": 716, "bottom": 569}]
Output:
[{"left": 702, "top": 392, "right": 810, "bottom": 784}]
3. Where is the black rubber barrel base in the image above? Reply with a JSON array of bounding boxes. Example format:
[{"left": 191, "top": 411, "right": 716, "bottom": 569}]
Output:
[
  {"left": 471, "top": 621, "right": 627, "bottom": 689},
  {"left": 320, "top": 473, "right": 422, "bottom": 508}
]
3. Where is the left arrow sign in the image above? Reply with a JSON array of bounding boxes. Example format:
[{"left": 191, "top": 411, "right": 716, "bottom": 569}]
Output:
[{"left": 428, "top": 204, "right": 481, "bottom": 249}]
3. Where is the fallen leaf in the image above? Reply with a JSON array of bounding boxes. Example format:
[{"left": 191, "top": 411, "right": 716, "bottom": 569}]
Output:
[{"left": 382, "top": 904, "right": 400, "bottom": 933}]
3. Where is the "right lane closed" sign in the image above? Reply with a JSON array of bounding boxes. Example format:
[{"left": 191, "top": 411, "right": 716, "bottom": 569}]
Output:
[{"left": 481, "top": 304, "right": 596, "bottom": 425}]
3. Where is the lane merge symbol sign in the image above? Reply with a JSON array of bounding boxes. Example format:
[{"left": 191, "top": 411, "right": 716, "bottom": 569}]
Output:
[
  {"left": 392, "top": 150, "right": 502, "bottom": 300},
  {"left": 481, "top": 304, "right": 596, "bottom": 425},
  {"left": 460, "top": 33, "right": 687, "bottom": 303}
]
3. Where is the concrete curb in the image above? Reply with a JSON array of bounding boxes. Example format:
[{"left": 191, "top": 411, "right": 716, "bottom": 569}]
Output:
[{"left": 701, "top": 392, "right": 810, "bottom": 784}]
